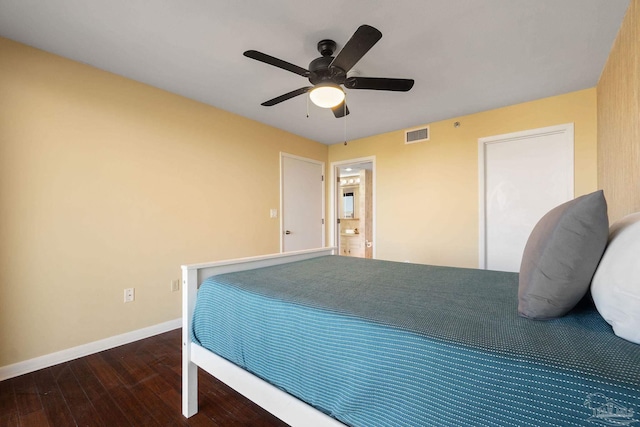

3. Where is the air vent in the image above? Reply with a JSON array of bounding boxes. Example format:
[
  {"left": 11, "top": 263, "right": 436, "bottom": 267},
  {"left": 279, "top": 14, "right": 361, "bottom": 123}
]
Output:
[{"left": 405, "top": 126, "right": 429, "bottom": 144}]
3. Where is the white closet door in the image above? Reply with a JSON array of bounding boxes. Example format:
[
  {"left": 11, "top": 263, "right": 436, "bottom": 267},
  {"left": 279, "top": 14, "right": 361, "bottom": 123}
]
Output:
[
  {"left": 479, "top": 124, "right": 574, "bottom": 272},
  {"left": 281, "top": 154, "right": 324, "bottom": 252}
]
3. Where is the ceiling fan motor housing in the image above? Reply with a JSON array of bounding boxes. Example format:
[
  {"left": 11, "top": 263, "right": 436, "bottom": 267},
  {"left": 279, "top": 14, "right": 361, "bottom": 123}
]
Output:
[{"left": 309, "top": 40, "right": 346, "bottom": 85}]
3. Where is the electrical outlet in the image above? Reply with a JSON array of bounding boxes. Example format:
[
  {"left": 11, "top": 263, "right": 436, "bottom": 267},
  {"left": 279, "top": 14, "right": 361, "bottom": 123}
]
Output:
[
  {"left": 171, "top": 279, "right": 180, "bottom": 292},
  {"left": 124, "top": 288, "right": 135, "bottom": 303}
]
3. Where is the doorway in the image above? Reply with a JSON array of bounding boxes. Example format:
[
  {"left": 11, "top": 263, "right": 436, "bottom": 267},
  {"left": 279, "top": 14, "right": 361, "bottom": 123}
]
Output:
[
  {"left": 281, "top": 153, "right": 325, "bottom": 252},
  {"left": 330, "top": 157, "right": 376, "bottom": 258}
]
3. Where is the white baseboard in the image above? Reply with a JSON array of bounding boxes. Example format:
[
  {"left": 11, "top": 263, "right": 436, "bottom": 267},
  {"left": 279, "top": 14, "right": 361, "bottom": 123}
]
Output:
[{"left": 0, "top": 318, "right": 181, "bottom": 381}]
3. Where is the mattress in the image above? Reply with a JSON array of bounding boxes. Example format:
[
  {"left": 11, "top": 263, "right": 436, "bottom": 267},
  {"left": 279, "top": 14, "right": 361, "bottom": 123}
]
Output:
[{"left": 192, "top": 255, "right": 640, "bottom": 427}]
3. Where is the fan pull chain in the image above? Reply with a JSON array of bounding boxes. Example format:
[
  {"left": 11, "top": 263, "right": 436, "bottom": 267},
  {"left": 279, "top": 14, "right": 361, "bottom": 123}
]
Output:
[{"left": 306, "top": 92, "right": 310, "bottom": 118}]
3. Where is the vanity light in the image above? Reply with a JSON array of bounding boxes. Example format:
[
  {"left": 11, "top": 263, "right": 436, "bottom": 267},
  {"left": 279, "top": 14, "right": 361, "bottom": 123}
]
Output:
[{"left": 309, "top": 84, "right": 345, "bottom": 108}]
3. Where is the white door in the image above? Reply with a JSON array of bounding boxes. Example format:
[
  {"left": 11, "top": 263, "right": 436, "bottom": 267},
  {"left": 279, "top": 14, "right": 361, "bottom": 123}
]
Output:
[
  {"left": 281, "top": 154, "right": 324, "bottom": 252},
  {"left": 479, "top": 124, "right": 574, "bottom": 272}
]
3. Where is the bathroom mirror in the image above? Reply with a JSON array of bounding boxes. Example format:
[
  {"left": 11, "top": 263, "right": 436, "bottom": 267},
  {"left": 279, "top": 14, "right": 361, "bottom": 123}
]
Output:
[
  {"left": 343, "top": 192, "right": 354, "bottom": 218},
  {"left": 340, "top": 187, "right": 358, "bottom": 219}
]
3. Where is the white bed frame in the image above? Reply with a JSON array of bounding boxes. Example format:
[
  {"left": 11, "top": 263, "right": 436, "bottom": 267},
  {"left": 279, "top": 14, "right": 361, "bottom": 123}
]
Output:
[{"left": 181, "top": 247, "right": 345, "bottom": 426}]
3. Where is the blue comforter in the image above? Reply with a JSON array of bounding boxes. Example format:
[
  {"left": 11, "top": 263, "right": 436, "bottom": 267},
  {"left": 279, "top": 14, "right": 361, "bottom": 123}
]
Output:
[{"left": 192, "top": 256, "right": 640, "bottom": 427}]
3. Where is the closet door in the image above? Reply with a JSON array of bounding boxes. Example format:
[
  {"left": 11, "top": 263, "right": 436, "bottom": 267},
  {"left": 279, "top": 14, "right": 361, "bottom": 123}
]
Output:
[
  {"left": 281, "top": 154, "right": 324, "bottom": 252},
  {"left": 479, "top": 124, "right": 574, "bottom": 272}
]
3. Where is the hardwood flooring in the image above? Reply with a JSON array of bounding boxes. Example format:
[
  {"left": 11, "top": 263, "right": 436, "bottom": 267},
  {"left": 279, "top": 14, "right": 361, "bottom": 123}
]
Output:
[{"left": 0, "top": 329, "right": 290, "bottom": 426}]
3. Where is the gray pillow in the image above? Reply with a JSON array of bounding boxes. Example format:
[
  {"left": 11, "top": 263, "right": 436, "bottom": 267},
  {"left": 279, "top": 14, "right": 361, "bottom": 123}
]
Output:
[{"left": 518, "top": 190, "right": 608, "bottom": 320}]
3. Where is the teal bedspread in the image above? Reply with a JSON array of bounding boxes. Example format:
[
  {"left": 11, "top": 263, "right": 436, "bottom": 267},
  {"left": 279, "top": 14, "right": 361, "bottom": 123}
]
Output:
[{"left": 192, "top": 256, "right": 640, "bottom": 427}]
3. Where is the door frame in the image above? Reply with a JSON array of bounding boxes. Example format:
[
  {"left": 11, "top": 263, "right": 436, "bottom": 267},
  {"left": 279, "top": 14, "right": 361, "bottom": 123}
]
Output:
[
  {"left": 280, "top": 152, "right": 326, "bottom": 253},
  {"left": 329, "top": 156, "right": 376, "bottom": 258},
  {"left": 477, "top": 123, "right": 574, "bottom": 269}
]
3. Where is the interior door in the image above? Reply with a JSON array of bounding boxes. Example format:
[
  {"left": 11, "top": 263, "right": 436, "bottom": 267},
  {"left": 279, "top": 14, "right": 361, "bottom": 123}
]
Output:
[
  {"left": 479, "top": 124, "right": 574, "bottom": 272},
  {"left": 281, "top": 154, "right": 324, "bottom": 252}
]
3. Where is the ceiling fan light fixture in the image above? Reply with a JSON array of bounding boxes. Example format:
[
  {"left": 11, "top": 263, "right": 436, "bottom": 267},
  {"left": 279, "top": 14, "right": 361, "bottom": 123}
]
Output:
[{"left": 309, "top": 84, "right": 345, "bottom": 108}]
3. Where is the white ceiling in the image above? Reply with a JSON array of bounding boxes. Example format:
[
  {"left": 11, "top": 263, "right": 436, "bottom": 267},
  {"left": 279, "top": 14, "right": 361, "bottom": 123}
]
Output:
[{"left": 0, "top": 0, "right": 629, "bottom": 145}]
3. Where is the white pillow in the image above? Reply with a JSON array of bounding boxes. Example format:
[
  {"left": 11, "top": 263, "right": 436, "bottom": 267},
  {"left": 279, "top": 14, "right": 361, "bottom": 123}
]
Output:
[{"left": 591, "top": 212, "right": 640, "bottom": 344}]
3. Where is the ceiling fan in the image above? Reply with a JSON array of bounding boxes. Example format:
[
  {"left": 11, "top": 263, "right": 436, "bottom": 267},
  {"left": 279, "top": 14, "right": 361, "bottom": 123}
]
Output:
[{"left": 243, "top": 25, "right": 414, "bottom": 118}]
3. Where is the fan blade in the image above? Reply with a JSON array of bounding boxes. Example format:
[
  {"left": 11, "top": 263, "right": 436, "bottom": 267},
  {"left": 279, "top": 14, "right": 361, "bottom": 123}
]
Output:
[
  {"left": 244, "top": 50, "right": 310, "bottom": 77},
  {"left": 344, "top": 77, "right": 414, "bottom": 91},
  {"left": 330, "top": 25, "right": 382, "bottom": 73},
  {"left": 261, "top": 87, "right": 312, "bottom": 106},
  {"left": 332, "top": 102, "right": 350, "bottom": 118}
]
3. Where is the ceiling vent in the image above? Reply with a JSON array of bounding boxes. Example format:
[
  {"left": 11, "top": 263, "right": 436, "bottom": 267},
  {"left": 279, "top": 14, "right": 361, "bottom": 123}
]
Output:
[{"left": 405, "top": 126, "right": 429, "bottom": 144}]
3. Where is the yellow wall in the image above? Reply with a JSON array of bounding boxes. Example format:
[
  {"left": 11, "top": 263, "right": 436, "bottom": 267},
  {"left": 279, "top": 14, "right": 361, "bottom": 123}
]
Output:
[
  {"left": 329, "top": 88, "right": 598, "bottom": 267},
  {"left": 0, "top": 30, "right": 607, "bottom": 368},
  {"left": 0, "top": 38, "right": 327, "bottom": 366},
  {"left": 597, "top": 0, "right": 640, "bottom": 222}
]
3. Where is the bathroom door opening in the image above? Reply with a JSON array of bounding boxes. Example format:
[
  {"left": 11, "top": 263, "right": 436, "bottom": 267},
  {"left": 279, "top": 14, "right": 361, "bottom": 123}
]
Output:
[{"left": 330, "top": 158, "right": 376, "bottom": 259}]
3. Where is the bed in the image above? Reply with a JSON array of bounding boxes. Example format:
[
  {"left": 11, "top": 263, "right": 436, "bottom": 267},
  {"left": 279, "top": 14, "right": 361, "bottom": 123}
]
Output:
[{"left": 182, "top": 247, "right": 640, "bottom": 427}]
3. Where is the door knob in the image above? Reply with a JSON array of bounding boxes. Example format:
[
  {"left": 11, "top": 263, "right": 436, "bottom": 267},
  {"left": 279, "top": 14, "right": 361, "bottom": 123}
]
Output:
[{"left": 285, "top": 230, "right": 292, "bottom": 235}]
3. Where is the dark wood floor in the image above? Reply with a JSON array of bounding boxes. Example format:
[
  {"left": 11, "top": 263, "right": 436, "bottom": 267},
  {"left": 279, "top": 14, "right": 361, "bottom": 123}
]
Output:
[{"left": 0, "top": 328, "right": 290, "bottom": 426}]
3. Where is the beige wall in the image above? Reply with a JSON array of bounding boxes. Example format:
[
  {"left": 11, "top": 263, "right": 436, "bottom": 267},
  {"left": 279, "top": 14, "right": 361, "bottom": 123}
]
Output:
[
  {"left": 329, "top": 88, "right": 598, "bottom": 268},
  {"left": 0, "top": 38, "right": 327, "bottom": 366},
  {"left": 597, "top": 0, "right": 640, "bottom": 222}
]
